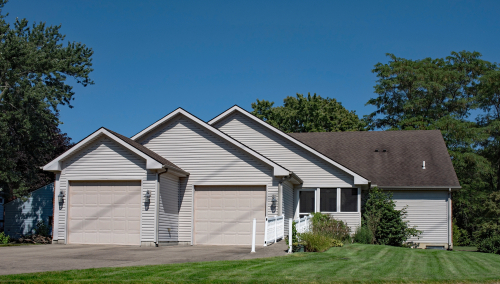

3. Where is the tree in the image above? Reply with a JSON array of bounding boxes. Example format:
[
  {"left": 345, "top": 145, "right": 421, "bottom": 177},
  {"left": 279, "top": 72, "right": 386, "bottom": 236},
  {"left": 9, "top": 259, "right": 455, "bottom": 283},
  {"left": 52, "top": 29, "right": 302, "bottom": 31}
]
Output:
[
  {"left": 0, "top": 0, "right": 93, "bottom": 199},
  {"left": 251, "top": 93, "right": 366, "bottom": 133},
  {"left": 362, "top": 187, "right": 421, "bottom": 246},
  {"left": 365, "top": 51, "right": 500, "bottom": 244}
]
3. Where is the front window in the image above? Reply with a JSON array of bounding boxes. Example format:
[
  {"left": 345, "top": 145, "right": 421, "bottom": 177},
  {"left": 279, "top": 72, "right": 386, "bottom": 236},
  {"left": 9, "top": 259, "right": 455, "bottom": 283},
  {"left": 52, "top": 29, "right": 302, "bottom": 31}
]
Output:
[
  {"left": 299, "top": 191, "right": 315, "bottom": 217},
  {"left": 320, "top": 188, "right": 337, "bottom": 212},
  {"left": 340, "top": 188, "right": 358, "bottom": 212},
  {"left": 298, "top": 187, "right": 359, "bottom": 217}
]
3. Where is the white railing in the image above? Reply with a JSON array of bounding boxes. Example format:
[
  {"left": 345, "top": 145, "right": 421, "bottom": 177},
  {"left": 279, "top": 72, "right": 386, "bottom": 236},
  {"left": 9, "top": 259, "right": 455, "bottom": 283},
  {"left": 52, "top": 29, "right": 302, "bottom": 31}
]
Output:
[
  {"left": 295, "top": 215, "right": 312, "bottom": 234},
  {"left": 264, "top": 215, "right": 284, "bottom": 246}
]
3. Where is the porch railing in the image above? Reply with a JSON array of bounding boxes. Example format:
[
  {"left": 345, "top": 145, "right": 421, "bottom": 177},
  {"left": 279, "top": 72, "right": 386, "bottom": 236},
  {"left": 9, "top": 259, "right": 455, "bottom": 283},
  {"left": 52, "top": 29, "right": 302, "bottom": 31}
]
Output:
[{"left": 264, "top": 215, "right": 284, "bottom": 246}]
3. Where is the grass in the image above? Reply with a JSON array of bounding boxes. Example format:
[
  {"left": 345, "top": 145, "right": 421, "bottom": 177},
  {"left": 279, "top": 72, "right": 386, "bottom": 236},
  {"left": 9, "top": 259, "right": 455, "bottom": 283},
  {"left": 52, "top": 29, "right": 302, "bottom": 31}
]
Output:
[
  {"left": 454, "top": 246, "right": 478, "bottom": 252},
  {"left": 1, "top": 244, "right": 500, "bottom": 283}
]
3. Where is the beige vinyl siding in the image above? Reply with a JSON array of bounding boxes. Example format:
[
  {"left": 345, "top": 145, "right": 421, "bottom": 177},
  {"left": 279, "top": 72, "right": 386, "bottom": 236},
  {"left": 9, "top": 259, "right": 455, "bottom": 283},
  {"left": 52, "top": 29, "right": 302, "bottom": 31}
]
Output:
[
  {"left": 213, "top": 112, "right": 353, "bottom": 188},
  {"left": 158, "top": 173, "right": 179, "bottom": 242},
  {"left": 138, "top": 115, "right": 278, "bottom": 243},
  {"left": 57, "top": 135, "right": 154, "bottom": 243},
  {"left": 390, "top": 190, "right": 448, "bottom": 244},
  {"left": 283, "top": 181, "right": 293, "bottom": 234},
  {"left": 329, "top": 213, "right": 360, "bottom": 232}
]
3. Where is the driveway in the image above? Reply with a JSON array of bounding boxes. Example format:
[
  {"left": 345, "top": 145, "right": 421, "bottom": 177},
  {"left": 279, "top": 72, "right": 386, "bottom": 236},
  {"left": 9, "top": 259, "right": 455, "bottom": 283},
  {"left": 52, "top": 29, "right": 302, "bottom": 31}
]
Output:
[{"left": 0, "top": 242, "right": 289, "bottom": 275}]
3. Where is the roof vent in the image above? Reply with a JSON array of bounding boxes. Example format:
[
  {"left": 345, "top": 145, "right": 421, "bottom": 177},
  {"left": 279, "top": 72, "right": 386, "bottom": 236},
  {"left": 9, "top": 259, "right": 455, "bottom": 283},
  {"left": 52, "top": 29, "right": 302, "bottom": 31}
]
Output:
[
  {"left": 422, "top": 161, "right": 426, "bottom": 170},
  {"left": 383, "top": 149, "right": 387, "bottom": 152},
  {"left": 374, "top": 149, "right": 379, "bottom": 152}
]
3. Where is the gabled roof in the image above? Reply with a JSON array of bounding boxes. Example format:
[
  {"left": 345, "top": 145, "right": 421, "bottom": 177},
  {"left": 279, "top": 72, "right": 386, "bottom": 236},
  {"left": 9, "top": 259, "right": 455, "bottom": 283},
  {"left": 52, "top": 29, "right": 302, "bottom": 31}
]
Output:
[
  {"left": 131, "top": 108, "right": 291, "bottom": 177},
  {"left": 43, "top": 127, "right": 188, "bottom": 175},
  {"left": 208, "top": 105, "right": 369, "bottom": 185},
  {"left": 289, "top": 130, "right": 460, "bottom": 188}
]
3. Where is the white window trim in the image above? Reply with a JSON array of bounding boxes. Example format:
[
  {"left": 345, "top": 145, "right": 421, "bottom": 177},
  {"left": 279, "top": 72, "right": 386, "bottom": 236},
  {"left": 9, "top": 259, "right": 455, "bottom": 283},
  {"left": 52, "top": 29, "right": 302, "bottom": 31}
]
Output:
[{"left": 297, "top": 187, "right": 362, "bottom": 217}]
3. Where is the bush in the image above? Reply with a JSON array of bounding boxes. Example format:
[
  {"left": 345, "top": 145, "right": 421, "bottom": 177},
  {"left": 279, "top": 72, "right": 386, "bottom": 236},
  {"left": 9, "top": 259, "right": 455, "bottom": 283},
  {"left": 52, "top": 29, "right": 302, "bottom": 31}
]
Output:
[
  {"left": 477, "top": 236, "right": 500, "bottom": 254},
  {"left": 0, "top": 232, "right": 10, "bottom": 244},
  {"left": 35, "top": 220, "right": 50, "bottom": 237},
  {"left": 363, "top": 187, "right": 421, "bottom": 246},
  {"left": 298, "top": 232, "right": 334, "bottom": 252},
  {"left": 330, "top": 239, "right": 344, "bottom": 247},
  {"left": 310, "top": 212, "right": 350, "bottom": 242},
  {"left": 453, "top": 222, "right": 471, "bottom": 246},
  {"left": 353, "top": 225, "right": 373, "bottom": 244}
]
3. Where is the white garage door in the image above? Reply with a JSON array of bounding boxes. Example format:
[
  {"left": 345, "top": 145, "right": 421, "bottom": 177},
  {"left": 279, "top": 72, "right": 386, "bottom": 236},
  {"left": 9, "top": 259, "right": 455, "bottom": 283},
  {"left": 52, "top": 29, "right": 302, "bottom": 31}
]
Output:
[
  {"left": 194, "top": 186, "right": 266, "bottom": 245},
  {"left": 69, "top": 181, "right": 141, "bottom": 245}
]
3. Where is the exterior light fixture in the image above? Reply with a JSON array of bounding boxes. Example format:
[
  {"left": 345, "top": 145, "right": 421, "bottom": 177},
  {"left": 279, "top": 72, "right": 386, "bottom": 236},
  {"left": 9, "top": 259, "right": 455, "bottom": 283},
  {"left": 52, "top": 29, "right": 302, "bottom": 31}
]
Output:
[
  {"left": 144, "top": 190, "right": 151, "bottom": 203},
  {"left": 58, "top": 191, "right": 65, "bottom": 210},
  {"left": 271, "top": 194, "right": 277, "bottom": 207}
]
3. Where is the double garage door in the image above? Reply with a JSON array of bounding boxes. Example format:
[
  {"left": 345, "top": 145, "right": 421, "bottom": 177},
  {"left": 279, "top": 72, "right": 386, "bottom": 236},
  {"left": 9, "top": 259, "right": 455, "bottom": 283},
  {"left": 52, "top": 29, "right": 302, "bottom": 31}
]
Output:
[
  {"left": 194, "top": 186, "right": 266, "bottom": 245},
  {"left": 67, "top": 182, "right": 266, "bottom": 246},
  {"left": 68, "top": 181, "right": 141, "bottom": 245}
]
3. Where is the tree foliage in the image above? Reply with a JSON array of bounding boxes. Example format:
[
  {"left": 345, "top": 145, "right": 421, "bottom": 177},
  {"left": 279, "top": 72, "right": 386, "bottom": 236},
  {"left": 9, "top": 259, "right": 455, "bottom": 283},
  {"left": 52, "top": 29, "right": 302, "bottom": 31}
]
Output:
[
  {"left": 251, "top": 93, "right": 366, "bottom": 133},
  {"left": 362, "top": 187, "right": 421, "bottom": 246},
  {"left": 0, "top": 0, "right": 92, "bottom": 199},
  {"left": 366, "top": 51, "right": 500, "bottom": 245}
]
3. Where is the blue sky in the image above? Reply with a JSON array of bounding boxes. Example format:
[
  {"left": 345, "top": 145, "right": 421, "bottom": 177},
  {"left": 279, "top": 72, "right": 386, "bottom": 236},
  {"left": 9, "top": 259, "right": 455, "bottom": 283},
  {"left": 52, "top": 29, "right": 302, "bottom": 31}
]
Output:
[{"left": 5, "top": 0, "right": 500, "bottom": 141}]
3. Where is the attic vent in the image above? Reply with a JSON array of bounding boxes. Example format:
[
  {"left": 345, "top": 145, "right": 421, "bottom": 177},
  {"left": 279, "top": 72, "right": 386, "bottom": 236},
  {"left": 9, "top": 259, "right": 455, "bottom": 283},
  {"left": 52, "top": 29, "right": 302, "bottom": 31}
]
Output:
[{"left": 374, "top": 149, "right": 379, "bottom": 152}]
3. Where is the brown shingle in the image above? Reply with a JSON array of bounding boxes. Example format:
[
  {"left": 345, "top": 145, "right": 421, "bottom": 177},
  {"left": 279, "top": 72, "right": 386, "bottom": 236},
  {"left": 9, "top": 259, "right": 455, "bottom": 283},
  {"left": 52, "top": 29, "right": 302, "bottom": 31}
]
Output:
[
  {"left": 289, "top": 130, "right": 459, "bottom": 187},
  {"left": 104, "top": 128, "right": 187, "bottom": 174}
]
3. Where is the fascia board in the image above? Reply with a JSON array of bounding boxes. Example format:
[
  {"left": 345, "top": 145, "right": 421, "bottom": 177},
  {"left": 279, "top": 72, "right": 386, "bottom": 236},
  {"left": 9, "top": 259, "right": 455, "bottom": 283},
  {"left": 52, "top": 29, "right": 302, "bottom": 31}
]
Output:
[
  {"left": 209, "top": 106, "right": 369, "bottom": 185},
  {"left": 132, "top": 108, "right": 289, "bottom": 177},
  {"left": 43, "top": 128, "right": 163, "bottom": 172}
]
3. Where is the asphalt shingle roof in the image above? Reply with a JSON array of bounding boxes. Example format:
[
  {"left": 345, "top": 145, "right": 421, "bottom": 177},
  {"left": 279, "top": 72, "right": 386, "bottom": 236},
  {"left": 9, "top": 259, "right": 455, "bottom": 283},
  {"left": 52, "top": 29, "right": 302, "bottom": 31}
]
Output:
[{"left": 289, "top": 130, "right": 460, "bottom": 187}]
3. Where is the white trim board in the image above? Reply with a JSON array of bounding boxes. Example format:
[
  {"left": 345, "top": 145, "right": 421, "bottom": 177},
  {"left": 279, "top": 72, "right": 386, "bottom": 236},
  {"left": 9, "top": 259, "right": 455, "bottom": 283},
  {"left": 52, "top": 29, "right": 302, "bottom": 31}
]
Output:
[
  {"left": 43, "top": 128, "right": 163, "bottom": 172},
  {"left": 208, "top": 105, "right": 369, "bottom": 185},
  {"left": 131, "top": 108, "right": 290, "bottom": 177}
]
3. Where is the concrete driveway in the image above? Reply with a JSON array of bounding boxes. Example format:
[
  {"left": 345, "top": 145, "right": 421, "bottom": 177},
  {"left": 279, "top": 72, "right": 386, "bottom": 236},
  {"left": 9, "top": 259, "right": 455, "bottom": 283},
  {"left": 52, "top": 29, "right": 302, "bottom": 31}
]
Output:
[{"left": 0, "top": 242, "right": 289, "bottom": 275}]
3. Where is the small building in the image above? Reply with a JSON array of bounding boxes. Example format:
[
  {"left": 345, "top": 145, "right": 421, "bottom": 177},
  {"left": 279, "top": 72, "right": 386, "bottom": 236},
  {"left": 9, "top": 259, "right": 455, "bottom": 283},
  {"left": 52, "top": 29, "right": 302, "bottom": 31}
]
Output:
[{"left": 4, "top": 184, "right": 54, "bottom": 238}]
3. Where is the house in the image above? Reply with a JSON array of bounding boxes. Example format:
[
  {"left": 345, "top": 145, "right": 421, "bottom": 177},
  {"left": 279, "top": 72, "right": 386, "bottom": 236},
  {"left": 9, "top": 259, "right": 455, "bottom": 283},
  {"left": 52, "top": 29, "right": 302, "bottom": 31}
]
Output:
[
  {"left": 4, "top": 183, "right": 54, "bottom": 238},
  {"left": 43, "top": 106, "right": 459, "bottom": 249}
]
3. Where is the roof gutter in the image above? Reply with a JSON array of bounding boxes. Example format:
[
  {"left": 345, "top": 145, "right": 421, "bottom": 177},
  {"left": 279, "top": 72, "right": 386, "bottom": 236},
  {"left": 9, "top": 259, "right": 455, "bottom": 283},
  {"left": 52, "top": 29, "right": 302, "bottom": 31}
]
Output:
[{"left": 162, "top": 165, "right": 189, "bottom": 177}]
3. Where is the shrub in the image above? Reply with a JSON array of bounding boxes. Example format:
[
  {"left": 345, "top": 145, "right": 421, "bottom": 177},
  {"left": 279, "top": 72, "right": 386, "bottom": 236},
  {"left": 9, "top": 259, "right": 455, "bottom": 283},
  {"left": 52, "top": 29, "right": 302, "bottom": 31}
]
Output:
[
  {"left": 477, "top": 236, "right": 500, "bottom": 254},
  {"left": 0, "top": 232, "right": 10, "bottom": 244},
  {"left": 453, "top": 222, "right": 471, "bottom": 246},
  {"left": 363, "top": 187, "right": 421, "bottom": 246},
  {"left": 330, "top": 239, "right": 344, "bottom": 247},
  {"left": 35, "top": 220, "right": 50, "bottom": 237},
  {"left": 353, "top": 225, "right": 373, "bottom": 244},
  {"left": 298, "top": 232, "right": 334, "bottom": 252},
  {"left": 310, "top": 212, "right": 350, "bottom": 242}
]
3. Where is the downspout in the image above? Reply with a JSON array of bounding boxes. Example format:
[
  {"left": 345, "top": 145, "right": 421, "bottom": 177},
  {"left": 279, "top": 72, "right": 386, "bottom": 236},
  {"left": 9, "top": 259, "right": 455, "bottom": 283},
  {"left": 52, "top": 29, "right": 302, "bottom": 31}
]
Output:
[
  {"left": 448, "top": 187, "right": 452, "bottom": 250},
  {"left": 155, "top": 169, "right": 169, "bottom": 247}
]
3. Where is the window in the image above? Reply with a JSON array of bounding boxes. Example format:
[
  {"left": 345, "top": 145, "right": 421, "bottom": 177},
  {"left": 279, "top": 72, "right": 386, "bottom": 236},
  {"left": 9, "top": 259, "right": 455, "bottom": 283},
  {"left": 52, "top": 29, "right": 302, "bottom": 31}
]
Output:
[
  {"left": 320, "top": 188, "right": 337, "bottom": 212},
  {"left": 299, "top": 191, "right": 315, "bottom": 216},
  {"left": 341, "top": 188, "right": 358, "bottom": 212}
]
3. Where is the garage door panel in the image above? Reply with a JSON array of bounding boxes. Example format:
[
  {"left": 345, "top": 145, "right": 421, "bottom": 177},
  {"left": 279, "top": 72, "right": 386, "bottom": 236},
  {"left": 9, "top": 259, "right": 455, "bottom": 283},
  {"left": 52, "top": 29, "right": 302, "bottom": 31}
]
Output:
[
  {"left": 69, "top": 181, "right": 141, "bottom": 245},
  {"left": 195, "top": 186, "right": 265, "bottom": 245}
]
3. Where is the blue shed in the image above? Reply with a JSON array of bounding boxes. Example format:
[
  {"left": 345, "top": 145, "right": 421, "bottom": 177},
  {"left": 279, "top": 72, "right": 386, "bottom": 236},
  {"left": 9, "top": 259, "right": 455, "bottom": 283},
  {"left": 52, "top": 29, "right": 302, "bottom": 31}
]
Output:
[{"left": 4, "top": 183, "right": 54, "bottom": 238}]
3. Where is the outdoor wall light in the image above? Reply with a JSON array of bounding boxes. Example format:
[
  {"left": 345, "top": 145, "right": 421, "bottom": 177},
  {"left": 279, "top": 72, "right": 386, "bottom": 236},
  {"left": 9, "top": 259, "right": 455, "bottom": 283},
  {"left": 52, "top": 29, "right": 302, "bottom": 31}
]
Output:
[
  {"left": 58, "top": 191, "right": 65, "bottom": 209},
  {"left": 144, "top": 190, "right": 151, "bottom": 203},
  {"left": 271, "top": 194, "right": 277, "bottom": 207}
]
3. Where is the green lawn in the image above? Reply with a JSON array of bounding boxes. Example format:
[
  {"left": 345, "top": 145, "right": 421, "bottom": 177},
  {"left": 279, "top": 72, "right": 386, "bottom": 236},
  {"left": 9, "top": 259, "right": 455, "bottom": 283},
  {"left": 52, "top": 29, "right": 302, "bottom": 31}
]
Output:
[{"left": 1, "top": 244, "right": 500, "bottom": 283}]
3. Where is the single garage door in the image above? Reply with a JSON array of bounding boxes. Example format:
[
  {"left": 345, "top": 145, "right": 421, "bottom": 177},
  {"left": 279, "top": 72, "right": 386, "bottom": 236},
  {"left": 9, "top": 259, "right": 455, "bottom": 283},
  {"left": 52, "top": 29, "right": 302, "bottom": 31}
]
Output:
[
  {"left": 194, "top": 186, "right": 265, "bottom": 245},
  {"left": 68, "top": 181, "right": 141, "bottom": 245}
]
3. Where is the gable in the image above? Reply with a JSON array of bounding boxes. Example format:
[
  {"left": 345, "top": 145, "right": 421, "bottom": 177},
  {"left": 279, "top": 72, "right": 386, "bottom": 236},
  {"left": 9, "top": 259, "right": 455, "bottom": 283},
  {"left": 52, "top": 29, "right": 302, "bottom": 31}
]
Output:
[
  {"left": 62, "top": 135, "right": 148, "bottom": 177},
  {"left": 132, "top": 108, "right": 289, "bottom": 177},
  {"left": 137, "top": 114, "right": 275, "bottom": 182},
  {"left": 212, "top": 111, "right": 356, "bottom": 187}
]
